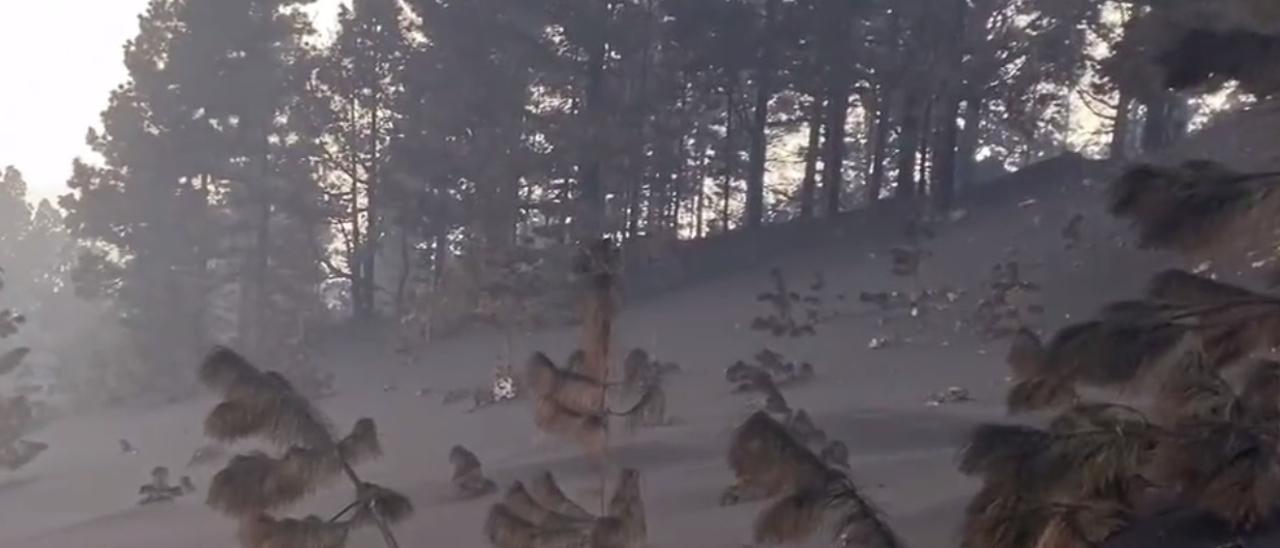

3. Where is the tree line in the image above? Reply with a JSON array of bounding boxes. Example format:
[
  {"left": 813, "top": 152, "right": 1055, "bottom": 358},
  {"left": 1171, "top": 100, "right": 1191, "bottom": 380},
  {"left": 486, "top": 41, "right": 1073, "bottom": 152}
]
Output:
[{"left": 3, "top": 0, "right": 1222, "bottom": 377}]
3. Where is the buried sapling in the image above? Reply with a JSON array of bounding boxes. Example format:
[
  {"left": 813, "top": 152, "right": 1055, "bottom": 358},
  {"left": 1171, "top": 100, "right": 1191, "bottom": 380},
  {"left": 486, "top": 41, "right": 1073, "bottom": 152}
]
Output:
[{"left": 197, "top": 347, "right": 412, "bottom": 548}]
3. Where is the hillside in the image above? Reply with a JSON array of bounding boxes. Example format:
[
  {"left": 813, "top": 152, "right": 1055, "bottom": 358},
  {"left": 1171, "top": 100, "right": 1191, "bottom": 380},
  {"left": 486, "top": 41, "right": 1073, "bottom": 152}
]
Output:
[{"left": 0, "top": 158, "right": 1179, "bottom": 548}]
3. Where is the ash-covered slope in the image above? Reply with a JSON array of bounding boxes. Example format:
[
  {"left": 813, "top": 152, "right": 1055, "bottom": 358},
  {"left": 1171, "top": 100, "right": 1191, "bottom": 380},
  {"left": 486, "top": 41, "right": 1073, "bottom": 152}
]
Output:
[{"left": 0, "top": 157, "right": 1179, "bottom": 548}]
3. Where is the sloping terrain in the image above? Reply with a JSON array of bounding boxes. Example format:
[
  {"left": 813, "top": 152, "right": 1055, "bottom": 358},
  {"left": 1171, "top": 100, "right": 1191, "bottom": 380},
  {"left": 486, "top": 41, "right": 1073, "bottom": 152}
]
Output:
[{"left": 0, "top": 152, "right": 1197, "bottom": 548}]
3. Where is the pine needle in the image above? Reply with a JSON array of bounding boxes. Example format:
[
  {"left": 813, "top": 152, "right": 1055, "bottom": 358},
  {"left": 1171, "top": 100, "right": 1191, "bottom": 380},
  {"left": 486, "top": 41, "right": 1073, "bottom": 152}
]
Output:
[
  {"left": 727, "top": 411, "right": 832, "bottom": 499},
  {"left": 484, "top": 503, "right": 591, "bottom": 548},
  {"left": 1146, "top": 270, "right": 1280, "bottom": 369},
  {"left": 450, "top": 445, "right": 497, "bottom": 498},
  {"left": 1110, "top": 161, "right": 1280, "bottom": 269},
  {"left": 1051, "top": 307, "right": 1186, "bottom": 387},
  {"left": 1108, "top": 161, "right": 1260, "bottom": 253},
  {"left": 1153, "top": 351, "right": 1236, "bottom": 424},
  {"left": 352, "top": 483, "right": 414, "bottom": 526},
  {"left": 200, "top": 346, "right": 261, "bottom": 394},
  {"left": 962, "top": 483, "right": 1048, "bottom": 548},
  {"left": 338, "top": 418, "right": 381, "bottom": 465},
  {"left": 525, "top": 352, "right": 606, "bottom": 418},
  {"left": 1031, "top": 501, "right": 1131, "bottom": 548},
  {"left": 1006, "top": 377, "right": 1079, "bottom": 414},
  {"left": 826, "top": 477, "right": 905, "bottom": 548},
  {"left": 1194, "top": 440, "right": 1280, "bottom": 530},
  {"left": 0, "top": 439, "right": 47, "bottom": 471},
  {"left": 501, "top": 481, "right": 593, "bottom": 529},
  {"left": 0, "top": 347, "right": 29, "bottom": 376},
  {"left": 529, "top": 471, "right": 594, "bottom": 521},
  {"left": 958, "top": 424, "right": 1053, "bottom": 479},
  {"left": 1238, "top": 360, "right": 1280, "bottom": 422},
  {"left": 238, "top": 514, "right": 349, "bottom": 548},
  {"left": 207, "top": 449, "right": 341, "bottom": 517},
  {"left": 753, "top": 488, "right": 827, "bottom": 544},
  {"left": 606, "top": 468, "right": 646, "bottom": 545},
  {"left": 199, "top": 347, "right": 335, "bottom": 449},
  {"left": 1007, "top": 329, "right": 1046, "bottom": 380}
]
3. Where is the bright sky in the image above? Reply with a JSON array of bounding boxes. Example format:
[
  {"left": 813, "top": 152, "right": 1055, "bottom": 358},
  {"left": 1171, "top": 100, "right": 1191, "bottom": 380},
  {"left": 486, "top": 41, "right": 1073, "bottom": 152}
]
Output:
[
  {"left": 0, "top": 0, "right": 152, "bottom": 202},
  {"left": 0, "top": 1, "right": 341, "bottom": 203}
]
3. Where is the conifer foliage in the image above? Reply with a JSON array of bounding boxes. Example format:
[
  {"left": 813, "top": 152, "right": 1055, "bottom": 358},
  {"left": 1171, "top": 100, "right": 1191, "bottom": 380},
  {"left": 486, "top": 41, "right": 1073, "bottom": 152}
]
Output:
[
  {"left": 524, "top": 239, "right": 643, "bottom": 454},
  {"left": 197, "top": 347, "right": 411, "bottom": 548},
  {"left": 724, "top": 411, "right": 900, "bottom": 548},
  {"left": 962, "top": 132, "right": 1280, "bottom": 546},
  {"left": 484, "top": 469, "right": 647, "bottom": 548},
  {"left": 492, "top": 238, "right": 652, "bottom": 547},
  {"left": 751, "top": 268, "right": 825, "bottom": 338},
  {"left": 0, "top": 267, "right": 46, "bottom": 471}
]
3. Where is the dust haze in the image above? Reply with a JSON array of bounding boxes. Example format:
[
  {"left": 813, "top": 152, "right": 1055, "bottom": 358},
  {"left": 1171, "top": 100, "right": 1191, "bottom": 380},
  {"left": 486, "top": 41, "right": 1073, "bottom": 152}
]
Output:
[{"left": 2, "top": 1, "right": 1280, "bottom": 547}]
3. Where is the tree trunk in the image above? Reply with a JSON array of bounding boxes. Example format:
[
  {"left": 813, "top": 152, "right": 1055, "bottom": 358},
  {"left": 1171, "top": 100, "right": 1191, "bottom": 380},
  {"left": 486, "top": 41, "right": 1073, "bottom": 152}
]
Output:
[
  {"left": 625, "top": 169, "right": 641, "bottom": 240},
  {"left": 667, "top": 121, "right": 688, "bottom": 232},
  {"left": 394, "top": 224, "right": 412, "bottom": 320},
  {"left": 799, "top": 97, "right": 824, "bottom": 218},
  {"left": 956, "top": 97, "right": 982, "bottom": 188},
  {"left": 930, "top": 0, "right": 966, "bottom": 212},
  {"left": 895, "top": 88, "right": 922, "bottom": 200},
  {"left": 745, "top": 0, "right": 779, "bottom": 229},
  {"left": 575, "top": 6, "right": 610, "bottom": 241},
  {"left": 648, "top": 136, "right": 670, "bottom": 232},
  {"left": 866, "top": 90, "right": 890, "bottom": 204},
  {"left": 1110, "top": 90, "right": 1133, "bottom": 161},
  {"left": 932, "top": 97, "right": 960, "bottom": 212},
  {"left": 628, "top": 10, "right": 657, "bottom": 241},
  {"left": 822, "top": 85, "right": 850, "bottom": 217},
  {"left": 1140, "top": 91, "right": 1188, "bottom": 153},
  {"left": 244, "top": 200, "right": 272, "bottom": 357},
  {"left": 432, "top": 229, "right": 448, "bottom": 293},
  {"left": 696, "top": 151, "right": 706, "bottom": 239},
  {"left": 721, "top": 77, "right": 737, "bottom": 234},
  {"left": 917, "top": 98, "right": 933, "bottom": 198},
  {"left": 819, "top": 0, "right": 852, "bottom": 217},
  {"left": 361, "top": 105, "right": 381, "bottom": 320}
]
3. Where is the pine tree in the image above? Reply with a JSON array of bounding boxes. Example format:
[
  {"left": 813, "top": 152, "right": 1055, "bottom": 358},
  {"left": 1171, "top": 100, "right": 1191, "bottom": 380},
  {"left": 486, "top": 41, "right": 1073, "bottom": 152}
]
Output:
[
  {"left": 0, "top": 167, "right": 32, "bottom": 256},
  {"left": 64, "top": 0, "right": 328, "bottom": 377},
  {"left": 61, "top": 0, "right": 220, "bottom": 388},
  {"left": 198, "top": 347, "right": 411, "bottom": 548},
  {"left": 961, "top": 10, "right": 1280, "bottom": 541},
  {"left": 0, "top": 267, "right": 47, "bottom": 471},
  {"left": 315, "top": 0, "right": 413, "bottom": 321},
  {"left": 486, "top": 238, "right": 651, "bottom": 548}
]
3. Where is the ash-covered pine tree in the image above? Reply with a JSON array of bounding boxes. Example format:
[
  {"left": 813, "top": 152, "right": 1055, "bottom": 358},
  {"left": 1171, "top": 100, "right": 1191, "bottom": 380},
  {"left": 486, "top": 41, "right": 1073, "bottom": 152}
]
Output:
[
  {"left": 734, "top": 268, "right": 822, "bottom": 392},
  {"left": 959, "top": 33, "right": 1280, "bottom": 541},
  {"left": 751, "top": 268, "right": 824, "bottom": 339},
  {"left": 962, "top": 346, "right": 1280, "bottom": 548},
  {"left": 620, "top": 348, "right": 681, "bottom": 432},
  {"left": 197, "top": 347, "right": 411, "bottom": 548},
  {"left": 522, "top": 239, "right": 620, "bottom": 457},
  {"left": 475, "top": 245, "right": 555, "bottom": 374},
  {"left": 0, "top": 267, "right": 46, "bottom": 471},
  {"left": 484, "top": 468, "right": 647, "bottom": 548},
  {"left": 859, "top": 218, "right": 973, "bottom": 349},
  {"left": 970, "top": 260, "right": 1044, "bottom": 341},
  {"left": 487, "top": 238, "right": 652, "bottom": 547},
  {"left": 721, "top": 411, "right": 901, "bottom": 548}
]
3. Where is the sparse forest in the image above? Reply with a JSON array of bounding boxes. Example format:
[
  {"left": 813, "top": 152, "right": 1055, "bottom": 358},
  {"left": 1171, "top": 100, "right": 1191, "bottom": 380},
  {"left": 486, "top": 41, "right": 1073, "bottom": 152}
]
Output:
[
  {"left": 24, "top": 0, "right": 1185, "bottom": 380},
  {"left": 3, "top": 0, "right": 1280, "bottom": 547}
]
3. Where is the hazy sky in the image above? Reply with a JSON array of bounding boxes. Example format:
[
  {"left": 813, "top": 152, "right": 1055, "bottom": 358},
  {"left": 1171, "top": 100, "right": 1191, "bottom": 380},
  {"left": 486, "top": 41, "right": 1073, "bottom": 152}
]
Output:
[
  {"left": 0, "top": 0, "right": 152, "bottom": 202},
  {"left": 0, "top": 1, "right": 340, "bottom": 203}
]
